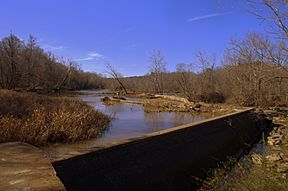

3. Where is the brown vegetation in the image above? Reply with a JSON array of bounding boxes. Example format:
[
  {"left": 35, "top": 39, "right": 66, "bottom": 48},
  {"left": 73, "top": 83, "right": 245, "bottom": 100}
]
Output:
[
  {"left": 142, "top": 97, "right": 244, "bottom": 115},
  {"left": 0, "top": 34, "right": 104, "bottom": 91},
  {"left": 0, "top": 90, "right": 110, "bottom": 146},
  {"left": 199, "top": 157, "right": 288, "bottom": 191},
  {"left": 114, "top": 32, "right": 288, "bottom": 108}
]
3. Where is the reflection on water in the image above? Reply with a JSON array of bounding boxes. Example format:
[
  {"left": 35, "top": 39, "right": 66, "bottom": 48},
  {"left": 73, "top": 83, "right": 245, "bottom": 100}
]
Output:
[
  {"left": 81, "top": 95, "right": 206, "bottom": 141},
  {"left": 43, "top": 90, "right": 208, "bottom": 161}
]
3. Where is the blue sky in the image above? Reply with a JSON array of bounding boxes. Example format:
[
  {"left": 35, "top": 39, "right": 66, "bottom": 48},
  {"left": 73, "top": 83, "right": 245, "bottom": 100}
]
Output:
[{"left": 0, "top": 0, "right": 267, "bottom": 76}]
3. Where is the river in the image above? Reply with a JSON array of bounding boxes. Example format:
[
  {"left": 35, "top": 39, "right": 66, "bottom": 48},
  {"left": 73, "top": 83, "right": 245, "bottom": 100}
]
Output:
[{"left": 43, "top": 90, "right": 209, "bottom": 161}]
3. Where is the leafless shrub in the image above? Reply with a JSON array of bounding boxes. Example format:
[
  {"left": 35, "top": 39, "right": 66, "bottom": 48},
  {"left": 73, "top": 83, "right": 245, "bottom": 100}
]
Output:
[
  {"left": 0, "top": 90, "right": 110, "bottom": 146},
  {"left": 199, "top": 156, "right": 288, "bottom": 191}
]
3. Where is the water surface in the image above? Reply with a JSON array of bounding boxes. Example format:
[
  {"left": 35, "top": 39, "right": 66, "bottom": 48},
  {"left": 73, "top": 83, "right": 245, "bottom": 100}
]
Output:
[{"left": 44, "top": 90, "right": 209, "bottom": 160}]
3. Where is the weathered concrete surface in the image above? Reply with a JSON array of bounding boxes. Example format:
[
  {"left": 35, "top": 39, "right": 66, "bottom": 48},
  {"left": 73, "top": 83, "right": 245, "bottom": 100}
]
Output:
[
  {"left": 0, "top": 142, "right": 65, "bottom": 191},
  {"left": 53, "top": 109, "right": 268, "bottom": 191}
]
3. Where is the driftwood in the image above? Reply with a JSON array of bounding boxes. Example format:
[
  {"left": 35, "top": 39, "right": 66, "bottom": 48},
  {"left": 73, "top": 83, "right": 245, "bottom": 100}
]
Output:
[
  {"left": 154, "top": 94, "right": 191, "bottom": 104},
  {"left": 101, "top": 96, "right": 144, "bottom": 105}
]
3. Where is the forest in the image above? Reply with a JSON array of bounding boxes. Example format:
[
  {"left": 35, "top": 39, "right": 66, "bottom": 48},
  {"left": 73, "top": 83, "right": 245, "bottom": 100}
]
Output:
[
  {"left": 0, "top": 34, "right": 105, "bottom": 91},
  {"left": 1, "top": 30, "right": 287, "bottom": 108},
  {"left": 104, "top": 31, "right": 288, "bottom": 107}
]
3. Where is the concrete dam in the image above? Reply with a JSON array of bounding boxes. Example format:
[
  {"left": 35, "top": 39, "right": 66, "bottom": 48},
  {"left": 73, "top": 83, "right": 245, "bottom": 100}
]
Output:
[{"left": 49, "top": 109, "right": 269, "bottom": 191}]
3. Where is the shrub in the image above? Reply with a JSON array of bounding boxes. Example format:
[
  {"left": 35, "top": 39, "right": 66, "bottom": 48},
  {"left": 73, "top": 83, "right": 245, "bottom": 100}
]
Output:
[
  {"left": 199, "top": 156, "right": 288, "bottom": 191},
  {"left": 0, "top": 90, "right": 110, "bottom": 146},
  {"left": 198, "top": 92, "right": 226, "bottom": 103}
]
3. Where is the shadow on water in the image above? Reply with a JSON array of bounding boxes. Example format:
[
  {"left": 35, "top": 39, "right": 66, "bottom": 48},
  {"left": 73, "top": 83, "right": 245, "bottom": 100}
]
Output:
[{"left": 43, "top": 90, "right": 209, "bottom": 161}]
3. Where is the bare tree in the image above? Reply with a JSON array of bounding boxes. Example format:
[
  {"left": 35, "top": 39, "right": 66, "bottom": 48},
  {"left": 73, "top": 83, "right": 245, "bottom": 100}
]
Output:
[
  {"left": 105, "top": 63, "right": 128, "bottom": 94},
  {"left": 175, "top": 63, "right": 194, "bottom": 97},
  {"left": 224, "top": 32, "right": 288, "bottom": 106},
  {"left": 54, "top": 58, "right": 76, "bottom": 90},
  {"left": 196, "top": 51, "right": 217, "bottom": 96},
  {"left": 0, "top": 41, "right": 5, "bottom": 88},
  {"left": 21, "top": 35, "right": 38, "bottom": 89},
  {"left": 0, "top": 34, "right": 23, "bottom": 89},
  {"left": 248, "top": 0, "right": 288, "bottom": 39},
  {"left": 0, "top": 34, "right": 105, "bottom": 91},
  {"left": 149, "top": 49, "right": 166, "bottom": 93}
]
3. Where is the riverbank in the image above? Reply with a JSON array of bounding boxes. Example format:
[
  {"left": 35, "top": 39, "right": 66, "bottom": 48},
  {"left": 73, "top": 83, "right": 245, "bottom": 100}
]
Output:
[
  {"left": 0, "top": 90, "right": 111, "bottom": 146},
  {"left": 198, "top": 108, "right": 288, "bottom": 190}
]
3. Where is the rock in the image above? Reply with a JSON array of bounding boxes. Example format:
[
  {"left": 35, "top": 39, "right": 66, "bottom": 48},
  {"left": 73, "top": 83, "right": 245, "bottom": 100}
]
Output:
[
  {"left": 270, "top": 133, "right": 282, "bottom": 139},
  {"left": 252, "top": 154, "right": 262, "bottom": 165},
  {"left": 274, "top": 139, "right": 282, "bottom": 146},
  {"left": 266, "top": 153, "right": 282, "bottom": 162},
  {"left": 267, "top": 138, "right": 281, "bottom": 146},
  {"left": 267, "top": 139, "right": 274, "bottom": 146},
  {"left": 264, "top": 110, "right": 275, "bottom": 116},
  {"left": 178, "top": 103, "right": 186, "bottom": 108},
  {"left": 271, "top": 147, "right": 282, "bottom": 151},
  {"left": 267, "top": 131, "right": 283, "bottom": 146},
  {"left": 278, "top": 126, "right": 286, "bottom": 130},
  {"left": 101, "top": 96, "right": 111, "bottom": 102}
]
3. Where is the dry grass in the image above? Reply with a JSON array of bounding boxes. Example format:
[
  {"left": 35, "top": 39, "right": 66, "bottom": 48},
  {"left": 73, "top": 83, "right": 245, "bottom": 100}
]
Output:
[
  {"left": 199, "top": 157, "right": 288, "bottom": 191},
  {"left": 0, "top": 90, "right": 110, "bottom": 146}
]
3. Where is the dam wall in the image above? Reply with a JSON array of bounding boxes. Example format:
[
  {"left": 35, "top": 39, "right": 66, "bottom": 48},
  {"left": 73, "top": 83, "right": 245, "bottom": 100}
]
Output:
[{"left": 53, "top": 109, "right": 267, "bottom": 191}]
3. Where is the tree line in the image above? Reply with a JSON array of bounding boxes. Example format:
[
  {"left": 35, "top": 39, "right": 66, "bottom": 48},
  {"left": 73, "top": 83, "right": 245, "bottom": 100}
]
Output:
[
  {"left": 106, "top": 0, "right": 288, "bottom": 107},
  {"left": 108, "top": 32, "right": 287, "bottom": 107},
  {"left": 0, "top": 34, "right": 104, "bottom": 91}
]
